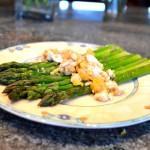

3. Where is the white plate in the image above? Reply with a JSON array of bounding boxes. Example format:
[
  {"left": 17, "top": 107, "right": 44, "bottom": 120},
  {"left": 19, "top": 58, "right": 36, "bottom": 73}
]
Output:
[{"left": 0, "top": 41, "right": 150, "bottom": 129}]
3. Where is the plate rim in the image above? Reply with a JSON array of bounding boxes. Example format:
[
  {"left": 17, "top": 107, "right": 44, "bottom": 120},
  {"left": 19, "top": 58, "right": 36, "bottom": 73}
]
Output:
[{"left": 0, "top": 101, "right": 150, "bottom": 129}]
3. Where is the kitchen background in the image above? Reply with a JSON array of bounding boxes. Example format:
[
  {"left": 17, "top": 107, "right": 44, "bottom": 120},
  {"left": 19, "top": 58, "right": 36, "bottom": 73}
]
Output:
[{"left": 0, "top": 0, "right": 150, "bottom": 22}]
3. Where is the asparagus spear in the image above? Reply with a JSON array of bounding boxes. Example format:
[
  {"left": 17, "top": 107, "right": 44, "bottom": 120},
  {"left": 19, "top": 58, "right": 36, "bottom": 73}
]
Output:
[
  {"left": 95, "top": 45, "right": 129, "bottom": 65},
  {"left": 97, "top": 49, "right": 126, "bottom": 60},
  {"left": 0, "top": 62, "right": 29, "bottom": 72},
  {"left": 4, "top": 73, "right": 69, "bottom": 85},
  {"left": 0, "top": 68, "right": 29, "bottom": 73},
  {"left": 7, "top": 83, "right": 50, "bottom": 102},
  {"left": 7, "top": 83, "right": 74, "bottom": 102},
  {"left": 8, "top": 86, "right": 28, "bottom": 101},
  {"left": 4, "top": 78, "right": 71, "bottom": 90},
  {"left": 104, "top": 54, "right": 142, "bottom": 69},
  {"left": 0, "top": 68, "right": 69, "bottom": 85},
  {"left": 103, "top": 51, "right": 129, "bottom": 63},
  {"left": 115, "top": 58, "right": 148, "bottom": 72},
  {"left": 94, "top": 44, "right": 123, "bottom": 57},
  {"left": 39, "top": 86, "right": 91, "bottom": 107},
  {"left": 4, "top": 78, "right": 72, "bottom": 101},
  {"left": 3, "top": 78, "right": 71, "bottom": 95},
  {"left": 29, "top": 62, "right": 58, "bottom": 70},
  {"left": 0, "top": 61, "right": 58, "bottom": 72},
  {"left": 115, "top": 60, "right": 150, "bottom": 83}
]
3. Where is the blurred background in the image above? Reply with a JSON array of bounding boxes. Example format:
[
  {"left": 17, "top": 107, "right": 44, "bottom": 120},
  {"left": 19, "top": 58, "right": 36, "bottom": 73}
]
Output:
[
  {"left": 0, "top": 0, "right": 150, "bottom": 56},
  {"left": 0, "top": 0, "right": 150, "bottom": 22},
  {"left": 0, "top": 2, "right": 150, "bottom": 150}
]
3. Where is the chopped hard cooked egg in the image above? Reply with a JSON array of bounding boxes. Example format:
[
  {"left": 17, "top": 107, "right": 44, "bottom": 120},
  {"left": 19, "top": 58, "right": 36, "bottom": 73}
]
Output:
[
  {"left": 86, "top": 54, "right": 99, "bottom": 64},
  {"left": 71, "top": 73, "right": 83, "bottom": 86},
  {"left": 42, "top": 47, "right": 122, "bottom": 103},
  {"left": 94, "top": 91, "right": 111, "bottom": 102},
  {"left": 107, "top": 69, "right": 115, "bottom": 79},
  {"left": 90, "top": 76, "right": 106, "bottom": 93},
  {"left": 50, "top": 53, "right": 63, "bottom": 63}
]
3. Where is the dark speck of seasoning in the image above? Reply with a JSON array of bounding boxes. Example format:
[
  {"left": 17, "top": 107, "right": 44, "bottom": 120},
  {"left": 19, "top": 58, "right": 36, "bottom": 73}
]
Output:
[
  {"left": 58, "top": 114, "right": 70, "bottom": 120},
  {"left": 16, "top": 46, "right": 23, "bottom": 50},
  {"left": 80, "top": 44, "right": 87, "bottom": 47}
]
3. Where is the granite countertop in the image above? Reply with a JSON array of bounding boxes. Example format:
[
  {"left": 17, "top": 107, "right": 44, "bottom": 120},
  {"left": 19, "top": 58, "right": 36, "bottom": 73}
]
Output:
[{"left": 0, "top": 7, "right": 150, "bottom": 150}]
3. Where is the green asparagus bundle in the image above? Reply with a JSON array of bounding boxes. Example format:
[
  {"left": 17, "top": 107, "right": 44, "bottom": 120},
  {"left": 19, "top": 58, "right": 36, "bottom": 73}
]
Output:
[
  {"left": 0, "top": 61, "right": 61, "bottom": 85},
  {"left": 0, "top": 44, "right": 150, "bottom": 106},
  {"left": 4, "top": 80, "right": 73, "bottom": 102},
  {"left": 3, "top": 80, "right": 91, "bottom": 106},
  {"left": 94, "top": 44, "right": 150, "bottom": 83}
]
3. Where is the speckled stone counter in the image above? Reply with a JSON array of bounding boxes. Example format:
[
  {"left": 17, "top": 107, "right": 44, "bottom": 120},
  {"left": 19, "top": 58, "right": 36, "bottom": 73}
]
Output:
[{"left": 0, "top": 7, "right": 150, "bottom": 150}]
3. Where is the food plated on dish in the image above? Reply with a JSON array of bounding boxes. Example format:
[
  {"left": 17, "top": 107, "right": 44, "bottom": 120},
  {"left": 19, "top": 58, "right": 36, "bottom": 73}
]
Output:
[
  {"left": 0, "top": 44, "right": 149, "bottom": 107},
  {"left": 0, "top": 41, "right": 149, "bottom": 128}
]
